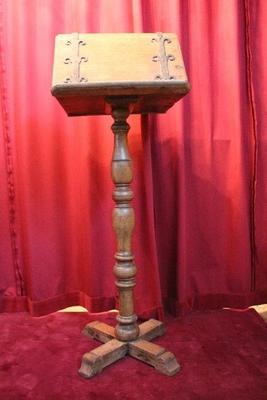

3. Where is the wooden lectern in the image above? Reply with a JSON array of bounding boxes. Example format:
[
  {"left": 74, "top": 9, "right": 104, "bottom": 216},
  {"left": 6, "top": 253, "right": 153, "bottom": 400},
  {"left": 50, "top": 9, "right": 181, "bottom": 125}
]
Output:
[{"left": 51, "top": 33, "right": 190, "bottom": 378}]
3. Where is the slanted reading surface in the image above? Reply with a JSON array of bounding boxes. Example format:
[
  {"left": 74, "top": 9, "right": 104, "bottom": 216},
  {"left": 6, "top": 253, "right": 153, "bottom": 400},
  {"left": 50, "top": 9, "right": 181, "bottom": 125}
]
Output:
[{"left": 51, "top": 33, "right": 190, "bottom": 115}]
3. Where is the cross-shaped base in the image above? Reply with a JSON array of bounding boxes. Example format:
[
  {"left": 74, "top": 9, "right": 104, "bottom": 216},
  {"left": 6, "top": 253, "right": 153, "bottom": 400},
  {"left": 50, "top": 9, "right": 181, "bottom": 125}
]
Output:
[{"left": 79, "top": 319, "right": 180, "bottom": 378}]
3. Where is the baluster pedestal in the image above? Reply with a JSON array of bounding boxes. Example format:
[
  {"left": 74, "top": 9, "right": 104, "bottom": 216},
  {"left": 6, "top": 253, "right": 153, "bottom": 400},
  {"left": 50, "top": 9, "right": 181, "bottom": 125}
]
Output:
[{"left": 78, "top": 96, "right": 179, "bottom": 377}]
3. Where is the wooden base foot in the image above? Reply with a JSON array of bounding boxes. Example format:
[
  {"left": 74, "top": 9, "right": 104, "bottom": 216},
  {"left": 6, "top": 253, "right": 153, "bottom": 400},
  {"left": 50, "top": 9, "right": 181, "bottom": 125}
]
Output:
[
  {"left": 128, "top": 339, "right": 180, "bottom": 376},
  {"left": 79, "top": 339, "right": 127, "bottom": 378},
  {"left": 79, "top": 319, "right": 180, "bottom": 378}
]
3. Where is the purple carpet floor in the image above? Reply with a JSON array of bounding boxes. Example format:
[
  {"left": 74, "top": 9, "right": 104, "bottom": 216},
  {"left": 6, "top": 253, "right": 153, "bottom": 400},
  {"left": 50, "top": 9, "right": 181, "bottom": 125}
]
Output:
[{"left": 0, "top": 309, "right": 267, "bottom": 400}]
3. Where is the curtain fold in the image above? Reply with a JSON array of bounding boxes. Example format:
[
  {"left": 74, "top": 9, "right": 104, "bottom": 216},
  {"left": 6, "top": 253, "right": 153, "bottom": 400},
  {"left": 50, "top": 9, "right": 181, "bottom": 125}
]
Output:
[{"left": 0, "top": 0, "right": 266, "bottom": 317}]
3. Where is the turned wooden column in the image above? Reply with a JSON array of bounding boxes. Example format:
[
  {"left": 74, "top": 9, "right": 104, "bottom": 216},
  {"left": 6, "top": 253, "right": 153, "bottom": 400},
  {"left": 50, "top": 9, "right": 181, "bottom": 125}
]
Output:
[{"left": 110, "top": 100, "right": 139, "bottom": 342}]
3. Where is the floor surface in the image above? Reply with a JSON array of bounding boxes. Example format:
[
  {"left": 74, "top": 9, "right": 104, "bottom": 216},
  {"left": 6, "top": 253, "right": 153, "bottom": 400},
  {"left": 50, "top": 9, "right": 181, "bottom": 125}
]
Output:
[{"left": 1, "top": 309, "right": 267, "bottom": 400}]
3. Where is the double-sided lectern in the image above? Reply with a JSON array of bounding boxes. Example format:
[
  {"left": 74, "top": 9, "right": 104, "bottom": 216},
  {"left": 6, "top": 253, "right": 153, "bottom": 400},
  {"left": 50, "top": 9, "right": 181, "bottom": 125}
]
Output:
[{"left": 51, "top": 33, "right": 190, "bottom": 378}]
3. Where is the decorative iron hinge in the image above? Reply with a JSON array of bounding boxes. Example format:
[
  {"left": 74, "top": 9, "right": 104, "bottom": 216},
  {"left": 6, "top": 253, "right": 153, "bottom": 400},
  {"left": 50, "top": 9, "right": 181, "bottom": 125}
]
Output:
[
  {"left": 64, "top": 33, "right": 88, "bottom": 83},
  {"left": 151, "top": 33, "right": 176, "bottom": 80}
]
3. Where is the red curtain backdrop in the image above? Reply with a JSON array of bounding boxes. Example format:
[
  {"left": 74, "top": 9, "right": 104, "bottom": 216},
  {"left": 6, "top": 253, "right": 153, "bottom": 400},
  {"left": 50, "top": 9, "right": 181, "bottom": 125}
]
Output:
[{"left": 0, "top": 0, "right": 266, "bottom": 317}]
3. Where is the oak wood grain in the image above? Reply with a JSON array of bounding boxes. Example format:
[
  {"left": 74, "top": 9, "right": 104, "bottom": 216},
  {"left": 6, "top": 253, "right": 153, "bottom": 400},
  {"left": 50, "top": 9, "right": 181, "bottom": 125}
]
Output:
[{"left": 51, "top": 33, "right": 190, "bottom": 115}]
